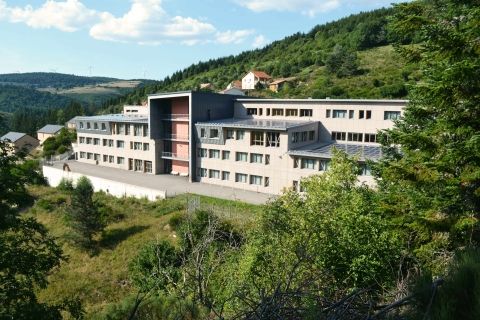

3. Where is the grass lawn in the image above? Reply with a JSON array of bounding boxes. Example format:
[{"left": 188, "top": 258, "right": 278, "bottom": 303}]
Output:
[{"left": 25, "top": 185, "right": 260, "bottom": 318}]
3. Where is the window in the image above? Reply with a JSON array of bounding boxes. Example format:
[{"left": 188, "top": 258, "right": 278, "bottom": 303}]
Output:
[
  {"left": 222, "top": 150, "right": 230, "bottom": 160},
  {"left": 94, "top": 122, "right": 98, "bottom": 130},
  {"left": 101, "top": 123, "right": 106, "bottom": 131},
  {"left": 259, "top": 108, "right": 263, "bottom": 116},
  {"left": 103, "top": 155, "right": 108, "bottom": 162},
  {"left": 272, "top": 108, "right": 284, "bottom": 116},
  {"left": 349, "top": 110, "right": 354, "bottom": 119},
  {"left": 319, "top": 160, "right": 330, "bottom": 171},
  {"left": 86, "top": 137, "right": 92, "bottom": 144},
  {"left": 236, "top": 130, "right": 245, "bottom": 140},
  {"left": 333, "top": 110, "right": 347, "bottom": 118},
  {"left": 286, "top": 109, "right": 298, "bottom": 116},
  {"left": 247, "top": 108, "right": 258, "bottom": 115},
  {"left": 292, "top": 132, "right": 299, "bottom": 143},
  {"left": 301, "top": 158, "right": 316, "bottom": 169},
  {"left": 199, "top": 168, "right": 207, "bottom": 177},
  {"left": 264, "top": 177, "right": 270, "bottom": 187},
  {"left": 300, "top": 109, "right": 312, "bottom": 117},
  {"left": 266, "top": 132, "right": 280, "bottom": 147},
  {"left": 293, "top": 157, "right": 300, "bottom": 168},
  {"left": 209, "top": 149, "right": 220, "bottom": 159},
  {"left": 366, "top": 110, "right": 372, "bottom": 119},
  {"left": 251, "top": 131, "right": 264, "bottom": 146},
  {"left": 79, "top": 137, "right": 85, "bottom": 143},
  {"left": 134, "top": 159, "right": 143, "bottom": 171},
  {"left": 86, "top": 122, "right": 91, "bottom": 129},
  {"left": 94, "top": 153, "right": 100, "bottom": 161},
  {"left": 102, "top": 139, "right": 108, "bottom": 146},
  {"left": 134, "top": 125, "right": 143, "bottom": 136},
  {"left": 109, "top": 155, "right": 114, "bottom": 163},
  {"left": 308, "top": 131, "right": 315, "bottom": 141},
  {"left": 143, "top": 125, "right": 148, "bottom": 137},
  {"left": 359, "top": 110, "right": 365, "bottom": 119},
  {"left": 125, "top": 125, "right": 131, "bottom": 135},
  {"left": 109, "top": 139, "right": 114, "bottom": 147},
  {"left": 118, "top": 124, "right": 125, "bottom": 135},
  {"left": 198, "top": 148, "right": 208, "bottom": 158},
  {"left": 93, "top": 138, "right": 100, "bottom": 145},
  {"left": 250, "top": 175, "right": 262, "bottom": 185},
  {"left": 384, "top": 111, "right": 401, "bottom": 120},
  {"left": 265, "top": 154, "right": 270, "bottom": 165},
  {"left": 117, "top": 140, "right": 125, "bottom": 148},
  {"left": 210, "top": 129, "right": 219, "bottom": 138},
  {"left": 117, "top": 157, "right": 125, "bottom": 164},
  {"left": 143, "top": 143, "right": 149, "bottom": 151},
  {"left": 235, "top": 173, "right": 247, "bottom": 183},
  {"left": 364, "top": 133, "right": 377, "bottom": 143},
  {"left": 226, "top": 129, "right": 234, "bottom": 139},
  {"left": 348, "top": 132, "right": 363, "bottom": 142},
  {"left": 266, "top": 108, "right": 271, "bottom": 116},
  {"left": 80, "top": 152, "right": 85, "bottom": 158},
  {"left": 301, "top": 131, "right": 308, "bottom": 142},
  {"left": 331, "top": 131, "right": 346, "bottom": 141},
  {"left": 200, "top": 128, "right": 206, "bottom": 138},
  {"left": 326, "top": 109, "right": 331, "bottom": 118},
  {"left": 133, "top": 142, "right": 142, "bottom": 150},
  {"left": 292, "top": 180, "right": 299, "bottom": 191},
  {"left": 361, "top": 164, "right": 371, "bottom": 176},
  {"left": 145, "top": 161, "right": 152, "bottom": 173},
  {"left": 209, "top": 169, "right": 220, "bottom": 179},
  {"left": 236, "top": 152, "right": 248, "bottom": 162},
  {"left": 87, "top": 152, "right": 93, "bottom": 159},
  {"left": 79, "top": 122, "right": 84, "bottom": 129},
  {"left": 222, "top": 171, "right": 230, "bottom": 180},
  {"left": 250, "top": 153, "right": 263, "bottom": 163},
  {"left": 128, "top": 158, "right": 133, "bottom": 170}
]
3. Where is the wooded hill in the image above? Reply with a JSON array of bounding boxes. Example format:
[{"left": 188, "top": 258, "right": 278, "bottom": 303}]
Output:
[
  {"left": 105, "top": 7, "right": 420, "bottom": 111},
  {"left": 0, "top": 72, "right": 119, "bottom": 89}
]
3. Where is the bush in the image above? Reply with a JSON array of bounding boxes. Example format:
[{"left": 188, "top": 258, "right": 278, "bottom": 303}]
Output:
[
  {"left": 168, "top": 212, "right": 185, "bottom": 230},
  {"left": 57, "top": 178, "right": 74, "bottom": 192}
]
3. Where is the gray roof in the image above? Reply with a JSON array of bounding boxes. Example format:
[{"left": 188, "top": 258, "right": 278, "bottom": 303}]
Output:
[
  {"left": 196, "top": 118, "right": 315, "bottom": 131},
  {"left": 75, "top": 114, "right": 148, "bottom": 124},
  {"left": 288, "top": 142, "right": 383, "bottom": 161},
  {"left": 66, "top": 116, "right": 82, "bottom": 124},
  {"left": 236, "top": 98, "right": 407, "bottom": 105},
  {"left": 37, "top": 124, "right": 64, "bottom": 134},
  {"left": 1, "top": 131, "right": 27, "bottom": 142}
]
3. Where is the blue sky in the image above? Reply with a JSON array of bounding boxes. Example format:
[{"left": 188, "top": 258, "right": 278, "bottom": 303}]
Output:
[{"left": 0, "top": 0, "right": 403, "bottom": 80}]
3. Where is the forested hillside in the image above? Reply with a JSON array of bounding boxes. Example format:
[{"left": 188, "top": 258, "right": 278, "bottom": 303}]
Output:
[
  {"left": 103, "top": 7, "right": 420, "bottom": 111},
  {"left": 0, "top": 85, "right": 74, "bottom": 113},
  {"left": 0, "top": 72, "right": 118, "bottom": 89}
]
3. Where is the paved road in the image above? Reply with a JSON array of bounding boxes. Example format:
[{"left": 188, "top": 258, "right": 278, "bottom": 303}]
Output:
[{"left": 50, "top": 161, "right": 274, "bottom": 205}]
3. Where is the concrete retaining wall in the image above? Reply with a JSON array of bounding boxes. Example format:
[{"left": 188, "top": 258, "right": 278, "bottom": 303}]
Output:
[{"left": 43, "top": 166, "right": 166, "bottom": 201}]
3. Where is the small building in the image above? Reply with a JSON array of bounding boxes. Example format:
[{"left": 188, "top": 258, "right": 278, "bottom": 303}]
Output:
[
  {"left": 227, "top": 80, "right": 242, "bottom": 90},
  {"left": 123, "top": 105, "right": 148, "bottom": 115},
  {"left": 200, "top": 83, "right": 213, "bottom": 90},
  {"left": 219, "top": 87, "right": 245, "bottom": 96},
  {"left": 241, "top": 71, "right": 272, "bottom": 90},
  {"left": 1, "top": 132, "right": 39, "bottom": 154},
  {"left": 269, "top": 77, "right": 297, "bottom": 92},
  {"left": 37, "top": 124, "right": 64, "bottom": 145}
]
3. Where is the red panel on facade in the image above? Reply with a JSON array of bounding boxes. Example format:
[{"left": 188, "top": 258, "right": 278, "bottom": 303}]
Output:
[
  {"left": 172, "top": 160, "right": 188, "bottom": 174},
  {"left": 171, "top": 97, "right": 189, "bottom": 114}
]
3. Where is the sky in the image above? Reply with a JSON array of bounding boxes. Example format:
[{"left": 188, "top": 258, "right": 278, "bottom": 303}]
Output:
[{"left": 0, "top": 0, "right": 403, "bottom": 80}]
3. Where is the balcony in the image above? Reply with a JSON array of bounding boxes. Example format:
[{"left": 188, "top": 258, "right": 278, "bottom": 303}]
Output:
[
  {"left": 162, "top": 134, "right": 189, "bottom": 141},
  {"left": 161, "top": 152, "right": 189, "bottom": 161},
  {"left": 160, "top": 114, "right": 189, "bottom": 121}
]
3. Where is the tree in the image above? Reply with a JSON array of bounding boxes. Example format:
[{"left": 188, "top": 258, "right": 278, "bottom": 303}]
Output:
[
  {"left": 378, "top": 0, "right": 480, "bottom": 271},
  {"left": 66, "top": 176, "right": 105, "bottom": 250},
  {"left": 325, "top": 44, "right": 359, "bottom": 77}
]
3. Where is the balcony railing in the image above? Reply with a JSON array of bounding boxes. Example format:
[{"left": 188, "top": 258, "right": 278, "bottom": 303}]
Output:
[
  {"left": 161, "top": 152, "right": 189, "bottom": 161},
  {"left": 160, "top": 114, "right": 189, "bottom": 121},
  {"left": 162, "top": 134, "right": 189, "bottom": 141}
]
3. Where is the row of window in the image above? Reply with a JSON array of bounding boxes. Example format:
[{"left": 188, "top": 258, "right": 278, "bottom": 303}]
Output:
[
  {"left": 246, "top": 108, "right": 313, "bottom": 117},
  {"left": 79, "top": 153, "right": 152, "bottom": 173},
  {"left": 199, "top": 128, "right": 281, "bottom": 148},
  {"left": 291, "top": 130, "right": 315, "bottom": 143},
  {"left": 78, "top": 137, "right": 150, "bottom": 151},
  {"left": 292, "top": 157, "right": 372, "bottom": 176},
  {"left": 79, "top": 152, "right": 125, "bottom": 164},
  {"left": 108, "top": 123, "right": 149, "bottom": 137},
  {"left": 79, "top": 122, "right": 107, "bottom": 131},
  {"left": 198, "top": 168, "right": 270, "bottom": 187},
  {"left": 326, "top": 109, "right": 401, "bottom": 120},
  {"left": 331, "top": 132, "right": 378, "bottom": 143},
  {"left": 198, "top": 148, "right": 271, "bottom": 164}
]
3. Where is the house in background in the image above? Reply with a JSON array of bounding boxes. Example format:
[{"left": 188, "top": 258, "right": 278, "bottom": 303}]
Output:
[
  {"left": 219, "top": 87, "right": 245, "bottom": 96},
  {"left": 226, "top": 80, "right": 242, "bottom": 90},
  {"left": 37, "top": 124, "right": 64, "bottom": 145},
  {"left": 241, "top": 71, "right": 272, "bottom": 90},
  {"left": 1, "top": 131, "right": 39, "bottom": 154},
  {"left": 269, "top": 77, "right": 297, "bottom": 92}
]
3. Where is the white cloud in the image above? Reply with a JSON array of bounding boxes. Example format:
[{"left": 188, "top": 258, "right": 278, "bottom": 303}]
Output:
[
  {"left": 215, "top": 29, "right": 255, "bottom": 44},
  {"left": 0, "top": 0, "right": 98, "bottom": 32},
  {"left": 235, "top": 0, "right": 340, "bottom": 17},
  {"left": 252, "top": 34, "right": 268, "bottom": 48}
]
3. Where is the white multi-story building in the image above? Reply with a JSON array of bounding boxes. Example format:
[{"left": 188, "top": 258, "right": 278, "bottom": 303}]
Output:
[{"left": 72, "top": 91, "right": 405, "bottom": 195}]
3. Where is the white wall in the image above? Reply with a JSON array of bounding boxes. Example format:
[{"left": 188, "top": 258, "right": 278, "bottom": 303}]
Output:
[{"left": 43, "top": 166, "right": 166, "bottom": 201}]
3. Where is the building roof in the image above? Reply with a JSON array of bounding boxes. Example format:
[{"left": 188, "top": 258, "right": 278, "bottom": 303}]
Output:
[
  {"left": 37, "top": 124, "right": 64, "bottom": 134},
  {"left": 196, "top": 118, "right": 314, "bottom": 131},
  {"left": 251, "top": 70, "right": 272, "bottom": 79},
  {"left": 235, "top": 97, "right": 407, "bottom": 105},
  {"left": 75, "top": 114, "right": 148, "bottom": 124},
  {"left": 66, "top": 116, "right": 82, "bottom": 124},
  {"left": 219, "top": 87, "right": 245, "bottom": 96},
  {"left": 288, "top": 142, "right": 383, "bottom": 161},
  {"left": 1, "top": 131, "right": 27, "bottom": 142}
]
